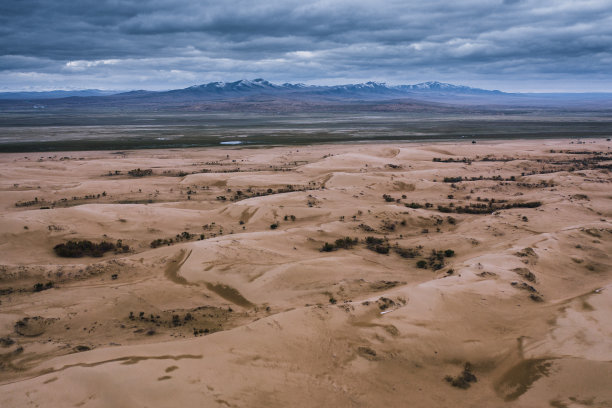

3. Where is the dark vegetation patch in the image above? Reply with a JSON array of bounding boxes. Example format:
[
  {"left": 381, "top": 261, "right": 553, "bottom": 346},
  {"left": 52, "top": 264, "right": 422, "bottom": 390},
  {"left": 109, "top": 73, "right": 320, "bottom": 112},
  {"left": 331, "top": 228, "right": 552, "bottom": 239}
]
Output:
[
  {"left": 437, "top": 201, "right": 542, "bottom": 215},
  {"left": 417, "top": 249, "right": 455, "bottom": 270},
  {"left": 150, "top": 231, "right": 197, "bottom": 248},
  {"left": 365, "top": 236, "right": 389, "bottom": 254},
  {"left": 53, "top": 240, "right": 117, "bottom": 257},
  {"left": 128, "top": 305, "right": 234, "bottom": 337},
  {"left": 393, "top": 245, "right": 422, "bottom": 258},
  {"left": 358, "top": 223, "right": 375, "bottom": 232},
  {"left": 14, "top": 316, "right": 56, "bottom": 337},
  {"left": 511, "top": 280, "right": 544, "bottom": 302},
  {"left": 128, "top": 168, "right": 153, "bottom": 177},
  {"left": 33, "top": 282, "right": 54, "bottom": 292},
  {"left": 571, "top": 194, "right": 589, "bottom": 200},
  {"left": 320, "top": 237, "right": 359, "bottom": 252},
  {"left": 445, "top": 362, "right": 478, "bottom": 389},
  {"left": 476, "top": 271, "right": 497, "bottom": 278},
  {"left": 319, "top": 236, "right": 455, "bottom": 271},
  {"left": 0, "top": 337, "right": 15, "bottom": 347},
  {"left": 513, "top": 268, "right": 536, "bottom": 282},
  {"left": 15, "top": 191, "right": 107, "bottom": 208},
  {"left": 369, "top": 281, "right": 403, "bottom": 291},
  {"left": 357, "top": 346, "right": 378, "bottom": 360},
  {"left": 515, "top": 247, "right": 538, "bottom": 258}
]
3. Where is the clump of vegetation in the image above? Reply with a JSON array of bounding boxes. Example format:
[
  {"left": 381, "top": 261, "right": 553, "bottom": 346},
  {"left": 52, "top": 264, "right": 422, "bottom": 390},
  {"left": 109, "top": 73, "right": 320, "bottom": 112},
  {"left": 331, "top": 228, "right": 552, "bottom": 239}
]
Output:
[
  {"left": 53, "top": 240, "right": 116, "bottom": 257},
  {"left": 382, "top": 194, "right": 396, "bottom": 203},
  {"left": 0, "top": 337, "right": 15, "bottom": 347},
  {"left": 447, "top": 201, "right": 542, "bottom": 214},
  {"left": 321, "top": 237, "right": 359, "bottom": 252},
  {"left": 33, "top": 282, "right": 54, "bottom": 292},
  {"left": 358, "top": 223, "right": 375, "bottom": 232},
  {"left": 270, "top": 223, "right": 279, "bottom": 229},
  {"left": 150, "top": 231, "right": 195, "bottom": 248},
  {"left": 405, "top": 202, "right": 423, "bottom": 209},
  {"left": 150, "top": 238, "right": 173, "bottom": 248},
  {"left": 443, "top": 176, "right": 463, "bottom": 183},
  {"left": 513, "top": 267, "right": 536, "bottom": 282},
  {"left": 445, "top": 362, "right": 477, "bottom": 389},
  {"left": 127, "top": 168, "right": 153, "bottom": 177},
  {"left": 414, "top": 249, "right": 456, "bottom": 270},
  {"left": 380, "top": 219, "right": 397, "bottom": 231},
  {"left": 321, "top": 242, "right": 335, "bottom": 252},
  {"left": 365, "top": 236, "right": 390, "bottom": 254},
  {"left": 393, "top": 245, "right": 422, "bottom": 258},
  {"left": 334, "top": 237, "right": 358, "bottom": 249}
]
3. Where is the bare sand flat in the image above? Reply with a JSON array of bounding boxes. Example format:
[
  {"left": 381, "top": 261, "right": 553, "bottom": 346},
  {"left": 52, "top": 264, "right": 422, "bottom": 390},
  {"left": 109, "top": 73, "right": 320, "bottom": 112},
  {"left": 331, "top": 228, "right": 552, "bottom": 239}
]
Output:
[{"left": 1, "top": 139, "right": 611, "bottom": 407}]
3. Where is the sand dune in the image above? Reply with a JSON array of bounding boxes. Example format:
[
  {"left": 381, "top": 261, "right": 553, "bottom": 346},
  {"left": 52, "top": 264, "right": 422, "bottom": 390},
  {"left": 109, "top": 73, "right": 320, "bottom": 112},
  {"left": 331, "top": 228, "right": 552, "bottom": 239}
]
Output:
[{"left": 1, "top": 139, "right": 611, "bottom": 407}]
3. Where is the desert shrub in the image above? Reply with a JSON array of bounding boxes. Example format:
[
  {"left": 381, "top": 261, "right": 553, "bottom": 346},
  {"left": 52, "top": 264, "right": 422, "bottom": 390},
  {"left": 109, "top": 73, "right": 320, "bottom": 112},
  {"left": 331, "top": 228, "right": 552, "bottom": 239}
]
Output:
[
  {"left": 373, "top": 245, "right": 389, "bottom": 254},
  {"left": 270, "top": 223, "right": 279, "bottom": 229},
  {"left": 381, "top": 220, "right": 396, "bottom": 231},
  {"left": 445, "top": 363, "right": 477, "bottom": 389},
  {"left": 321, "top": 242, "right": 335, "bottom": 252},
  {"left": 365, "top": 237, "right": 384, "bottom": 246},
  {"left": 444, "top": 249, "right": 455, "bottom": 257},
  {"left": 364, "top": 236, "right": 389, "bottom": 254},
  {"left": 405, "top": 202, "right": 423, "bottom": 209},
  {"left": 321, "top": 237, "right": 358, "bottom": 252},
  {"left": 150, "top": 238, "right": 174, "bottom": 248},
  {"left": 335, "top": 237, "right": 358, "bottom": 249},
  {"left": 394, "top": 246, "right": 422, "bottom": 258},
  {"left": 443, "top": 176, "right": 463, "bottom": 183},
  {"left": 382, "top": 194, "right": 395, "bottom": 203},
  {"left": 437, "top": 205, "right": 453, "bottom": 213},
  {"left": 416, "top": 260, "right": 427, "bottom": 268},
  {"left": 428, "top": 250, "right": 446, "bottom": 270},
  {"left": 33, "top": 282, "right": 53, "bottom": 292}
]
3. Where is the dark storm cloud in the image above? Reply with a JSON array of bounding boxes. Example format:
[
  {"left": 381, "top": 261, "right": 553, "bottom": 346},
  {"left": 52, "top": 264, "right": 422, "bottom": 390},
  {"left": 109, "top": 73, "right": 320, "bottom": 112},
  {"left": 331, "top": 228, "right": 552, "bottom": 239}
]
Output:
[{"left": 1, "top": 0, "right": 611, "bottom": 91}]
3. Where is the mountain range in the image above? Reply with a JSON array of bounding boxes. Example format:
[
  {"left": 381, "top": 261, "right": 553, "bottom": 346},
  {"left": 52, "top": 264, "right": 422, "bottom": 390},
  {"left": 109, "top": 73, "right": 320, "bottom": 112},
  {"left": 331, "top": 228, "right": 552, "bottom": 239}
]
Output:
[{"left": 1, "top": 79, "right": 612, "bottom": 111}]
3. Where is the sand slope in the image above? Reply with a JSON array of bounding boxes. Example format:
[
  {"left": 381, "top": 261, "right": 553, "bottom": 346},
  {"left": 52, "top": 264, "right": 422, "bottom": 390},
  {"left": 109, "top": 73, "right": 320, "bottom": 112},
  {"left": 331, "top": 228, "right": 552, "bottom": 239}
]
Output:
[{"left": 1, "top": 140, "right": 611, "bottom": 407}]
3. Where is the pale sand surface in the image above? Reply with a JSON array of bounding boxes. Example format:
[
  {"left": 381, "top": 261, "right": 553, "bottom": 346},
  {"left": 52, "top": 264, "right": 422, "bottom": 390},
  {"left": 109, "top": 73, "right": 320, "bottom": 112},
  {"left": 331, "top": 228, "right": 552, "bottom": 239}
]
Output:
[{"left": 0, "top": 139, "right": 611, "bottom": 407}]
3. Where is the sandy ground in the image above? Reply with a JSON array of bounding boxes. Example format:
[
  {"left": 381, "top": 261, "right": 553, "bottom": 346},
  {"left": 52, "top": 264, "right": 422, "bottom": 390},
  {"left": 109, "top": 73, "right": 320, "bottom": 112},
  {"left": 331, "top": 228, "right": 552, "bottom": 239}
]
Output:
[{"left": 0, "top": 139, "right": 611, "bottom": 407}]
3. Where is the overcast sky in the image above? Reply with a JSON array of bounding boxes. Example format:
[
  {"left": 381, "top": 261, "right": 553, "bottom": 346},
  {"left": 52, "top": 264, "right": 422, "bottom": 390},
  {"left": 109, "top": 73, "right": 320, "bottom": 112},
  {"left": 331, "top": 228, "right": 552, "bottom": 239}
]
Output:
[{"left": 1, "top": 0, "right": 611, "bottom": 92}]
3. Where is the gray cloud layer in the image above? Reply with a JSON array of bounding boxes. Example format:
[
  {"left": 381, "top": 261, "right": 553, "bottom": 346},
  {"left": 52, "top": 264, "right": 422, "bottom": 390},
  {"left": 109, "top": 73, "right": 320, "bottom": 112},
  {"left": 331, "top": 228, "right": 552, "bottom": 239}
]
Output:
[{"left": 1, "top": 0, "right": 611, "bottom": 91}]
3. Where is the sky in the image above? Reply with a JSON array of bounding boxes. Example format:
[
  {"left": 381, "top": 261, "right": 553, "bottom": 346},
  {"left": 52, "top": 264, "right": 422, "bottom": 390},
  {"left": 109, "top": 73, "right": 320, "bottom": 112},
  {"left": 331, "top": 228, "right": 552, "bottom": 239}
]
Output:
[{"left": 1, "top": 0, "right": 612, "bottom": 92}]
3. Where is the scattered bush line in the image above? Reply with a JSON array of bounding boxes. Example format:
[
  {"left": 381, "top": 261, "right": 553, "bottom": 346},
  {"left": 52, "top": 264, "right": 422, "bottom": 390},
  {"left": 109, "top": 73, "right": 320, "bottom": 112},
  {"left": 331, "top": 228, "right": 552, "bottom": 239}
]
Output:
[
  {"left": 320, "top": 236, "right": 455, "bottom": 271},
  {"left": 150, "top": 231, "right": 197, "bottom": 248}
]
